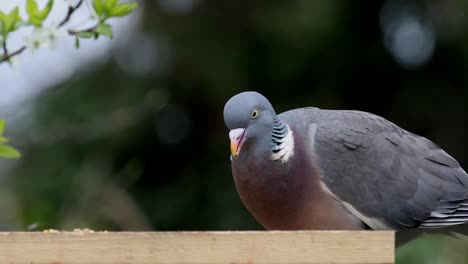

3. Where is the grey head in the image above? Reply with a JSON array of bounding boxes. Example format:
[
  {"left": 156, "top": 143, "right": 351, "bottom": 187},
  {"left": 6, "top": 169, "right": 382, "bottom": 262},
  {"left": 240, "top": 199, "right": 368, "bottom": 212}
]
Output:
[{"left": 223, "top": 91, "right": 277, "bottom": 158}]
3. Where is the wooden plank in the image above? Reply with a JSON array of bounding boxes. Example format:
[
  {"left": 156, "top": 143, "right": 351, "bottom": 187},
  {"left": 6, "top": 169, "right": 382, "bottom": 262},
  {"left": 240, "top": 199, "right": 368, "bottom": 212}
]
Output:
[{"left": 0, "top": 231, "right": 394, "bottom": 264}]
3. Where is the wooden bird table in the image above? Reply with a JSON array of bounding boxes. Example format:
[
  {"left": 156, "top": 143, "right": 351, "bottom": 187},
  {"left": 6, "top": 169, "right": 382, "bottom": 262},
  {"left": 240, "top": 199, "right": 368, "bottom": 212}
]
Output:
[{"left": 0, "top": 230, "right": 394, "bottom": 264}]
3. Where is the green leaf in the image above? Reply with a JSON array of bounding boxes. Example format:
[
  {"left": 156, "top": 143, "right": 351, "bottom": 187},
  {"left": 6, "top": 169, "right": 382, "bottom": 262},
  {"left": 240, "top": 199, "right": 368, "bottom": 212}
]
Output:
[
  {"left": 29, "top": 17, "right": 42, "bottom": 27},
  {"left": 0, "top": 11, "right": 5, "bottom": 23},
  {"left": 104, "top": 0, "right": 119, "bottom": 11},
  {"left": 76, "top": 31, "right": 95, "bottom": 38},
  {"left": 26, "top": 0, "right": 54, "bottom": 26},
  {"left": 109, "top": 2, "right": 138, "bottom": 17},
  {"left": 11, "top": 8, "right": 21, "bottom": 32},
  {"left": 95, "top": 23, "right": 112, "bottom": 38},
  {"left": 0, "top": 11, "right": 8, "bottom": 36},
  {"left": 0, "top": 119, "right": 5, "bottom": 136},
  {"left": 8, "top": 7, "right": 22, "bottom": 32},
  {"left": 92, "top": 0, "right": 105, "bottom": 16},
  {"left": 26, "top": 0, "right": 40, "bottom": 20},
  {"left": 38, "top": 0, "right": 54, "bottom": 20},
  {"left": 0, "top": 7, "right": 22, "bottom": 36},
  {"left": 0, "top": 144, "right": 20, "bottom": 158},
  {"left": 75, "top": 36, "right": 80, "bottom": 49},
  {"left": 0, "top": 120, "right": 20, "bottom": 158}
]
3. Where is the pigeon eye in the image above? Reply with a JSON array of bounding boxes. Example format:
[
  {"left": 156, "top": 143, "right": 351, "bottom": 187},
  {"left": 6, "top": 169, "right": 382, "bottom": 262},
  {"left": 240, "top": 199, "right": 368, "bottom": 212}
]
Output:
[{"left": 251, "top": 109, "right": 259, "bottom": 119}]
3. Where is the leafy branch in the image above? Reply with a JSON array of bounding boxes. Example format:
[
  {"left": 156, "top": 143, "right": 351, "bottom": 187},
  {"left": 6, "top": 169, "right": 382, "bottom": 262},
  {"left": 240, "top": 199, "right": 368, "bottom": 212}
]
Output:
[
  {"left": 0, "top": 120, "right": 20, "bottom": 159},
  {"left": 0, "top": 0, "right": 139, "bottom": 159},
  {"left": 0, "top": 0, "right": 138, "bottom": 63},
  {"left": 58, "top": 0, "right": 84, "bottom": 27}
]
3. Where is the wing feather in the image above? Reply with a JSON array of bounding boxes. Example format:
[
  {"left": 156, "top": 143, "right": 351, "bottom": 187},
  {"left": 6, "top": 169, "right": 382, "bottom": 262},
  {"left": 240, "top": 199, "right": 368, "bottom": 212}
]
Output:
[{"left": 309, "top": 109, "right": 468, "bottom": 230}]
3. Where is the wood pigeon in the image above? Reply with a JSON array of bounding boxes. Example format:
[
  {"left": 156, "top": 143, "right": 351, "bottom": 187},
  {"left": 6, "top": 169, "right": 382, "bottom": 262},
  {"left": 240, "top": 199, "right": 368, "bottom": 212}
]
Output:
[{"left": 223, "top": 91, "right": 468, "bottom": 246}]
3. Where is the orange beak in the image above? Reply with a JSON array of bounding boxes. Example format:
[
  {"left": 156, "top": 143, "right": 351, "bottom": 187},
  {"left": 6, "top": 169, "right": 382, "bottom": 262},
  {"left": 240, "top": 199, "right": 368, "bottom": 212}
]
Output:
[
  {"left": 230, "top": 140, "right": 239, "bottom": 157},
  {"left": 229, "top": 128, "right": 245, "bottom": 158}
]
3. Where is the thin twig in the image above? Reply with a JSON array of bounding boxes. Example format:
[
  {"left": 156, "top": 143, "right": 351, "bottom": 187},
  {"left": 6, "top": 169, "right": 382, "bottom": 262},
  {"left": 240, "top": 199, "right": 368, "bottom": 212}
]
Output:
[
  {"left": 0, "top": 46, "right": 26, "bottom": 63},
  {"left": 68, "top": 26, "right": 97, "bottom": 36},
  {"left": 0, "top": 0, "right": 84, "bottom": 64},
  {"left": 2, "top": 41, "right": 7, "bottom": 56},
  {"left": 58, "top": 0, "right": 84, "bottom": 28}
]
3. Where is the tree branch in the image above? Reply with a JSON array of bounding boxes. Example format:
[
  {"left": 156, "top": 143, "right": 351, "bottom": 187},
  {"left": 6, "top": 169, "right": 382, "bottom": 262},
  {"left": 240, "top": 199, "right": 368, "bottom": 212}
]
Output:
[
  {"left": 68, "top": 26, "right": 98, "bottom": 36},
  {"left": 58, "top": 0, "right": 84, "bottom": 28},
  {"left": 0, "top": 0, "right": 84, "bottom": 64},
  {"left": 0, "top": 46, "right": 26, "bottom": 63},
  {"left": 2, "top": 42, "right": 7, "bottom": 56}
]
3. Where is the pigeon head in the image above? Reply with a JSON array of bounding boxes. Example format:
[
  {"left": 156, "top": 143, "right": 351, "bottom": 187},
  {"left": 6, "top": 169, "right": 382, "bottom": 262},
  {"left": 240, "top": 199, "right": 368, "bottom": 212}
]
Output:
[{"left": 223, "top": 91, "right": 276, "bottom": 158}]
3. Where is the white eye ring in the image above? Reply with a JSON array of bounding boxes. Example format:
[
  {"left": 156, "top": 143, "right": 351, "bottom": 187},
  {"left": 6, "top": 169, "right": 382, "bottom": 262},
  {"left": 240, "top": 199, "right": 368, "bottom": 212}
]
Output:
[{"left": 251, "top": 109, "right": 259, "bottom": 119}]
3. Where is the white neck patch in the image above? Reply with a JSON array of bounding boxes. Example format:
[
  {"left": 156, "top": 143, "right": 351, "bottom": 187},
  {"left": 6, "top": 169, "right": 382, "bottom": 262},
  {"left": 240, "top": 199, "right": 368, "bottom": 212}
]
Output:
[{"left": 271, "top": 125, "right": 294, "bottom": 163}]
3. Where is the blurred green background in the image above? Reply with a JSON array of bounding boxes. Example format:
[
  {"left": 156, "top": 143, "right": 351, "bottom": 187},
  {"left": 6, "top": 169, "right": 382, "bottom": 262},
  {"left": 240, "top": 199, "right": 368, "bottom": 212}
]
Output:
[{"left": 1, "top": 0, "right": 468, "bottom": 263}]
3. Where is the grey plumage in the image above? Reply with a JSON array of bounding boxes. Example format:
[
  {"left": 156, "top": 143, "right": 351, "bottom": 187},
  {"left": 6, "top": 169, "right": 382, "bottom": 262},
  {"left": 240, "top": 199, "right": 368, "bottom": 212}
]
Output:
[
  {"left": 301, "top": 109, "right": 468, "bottom": 228},
  {"left": 223, "top": 91, "right": 468, "bottom": 246}
]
